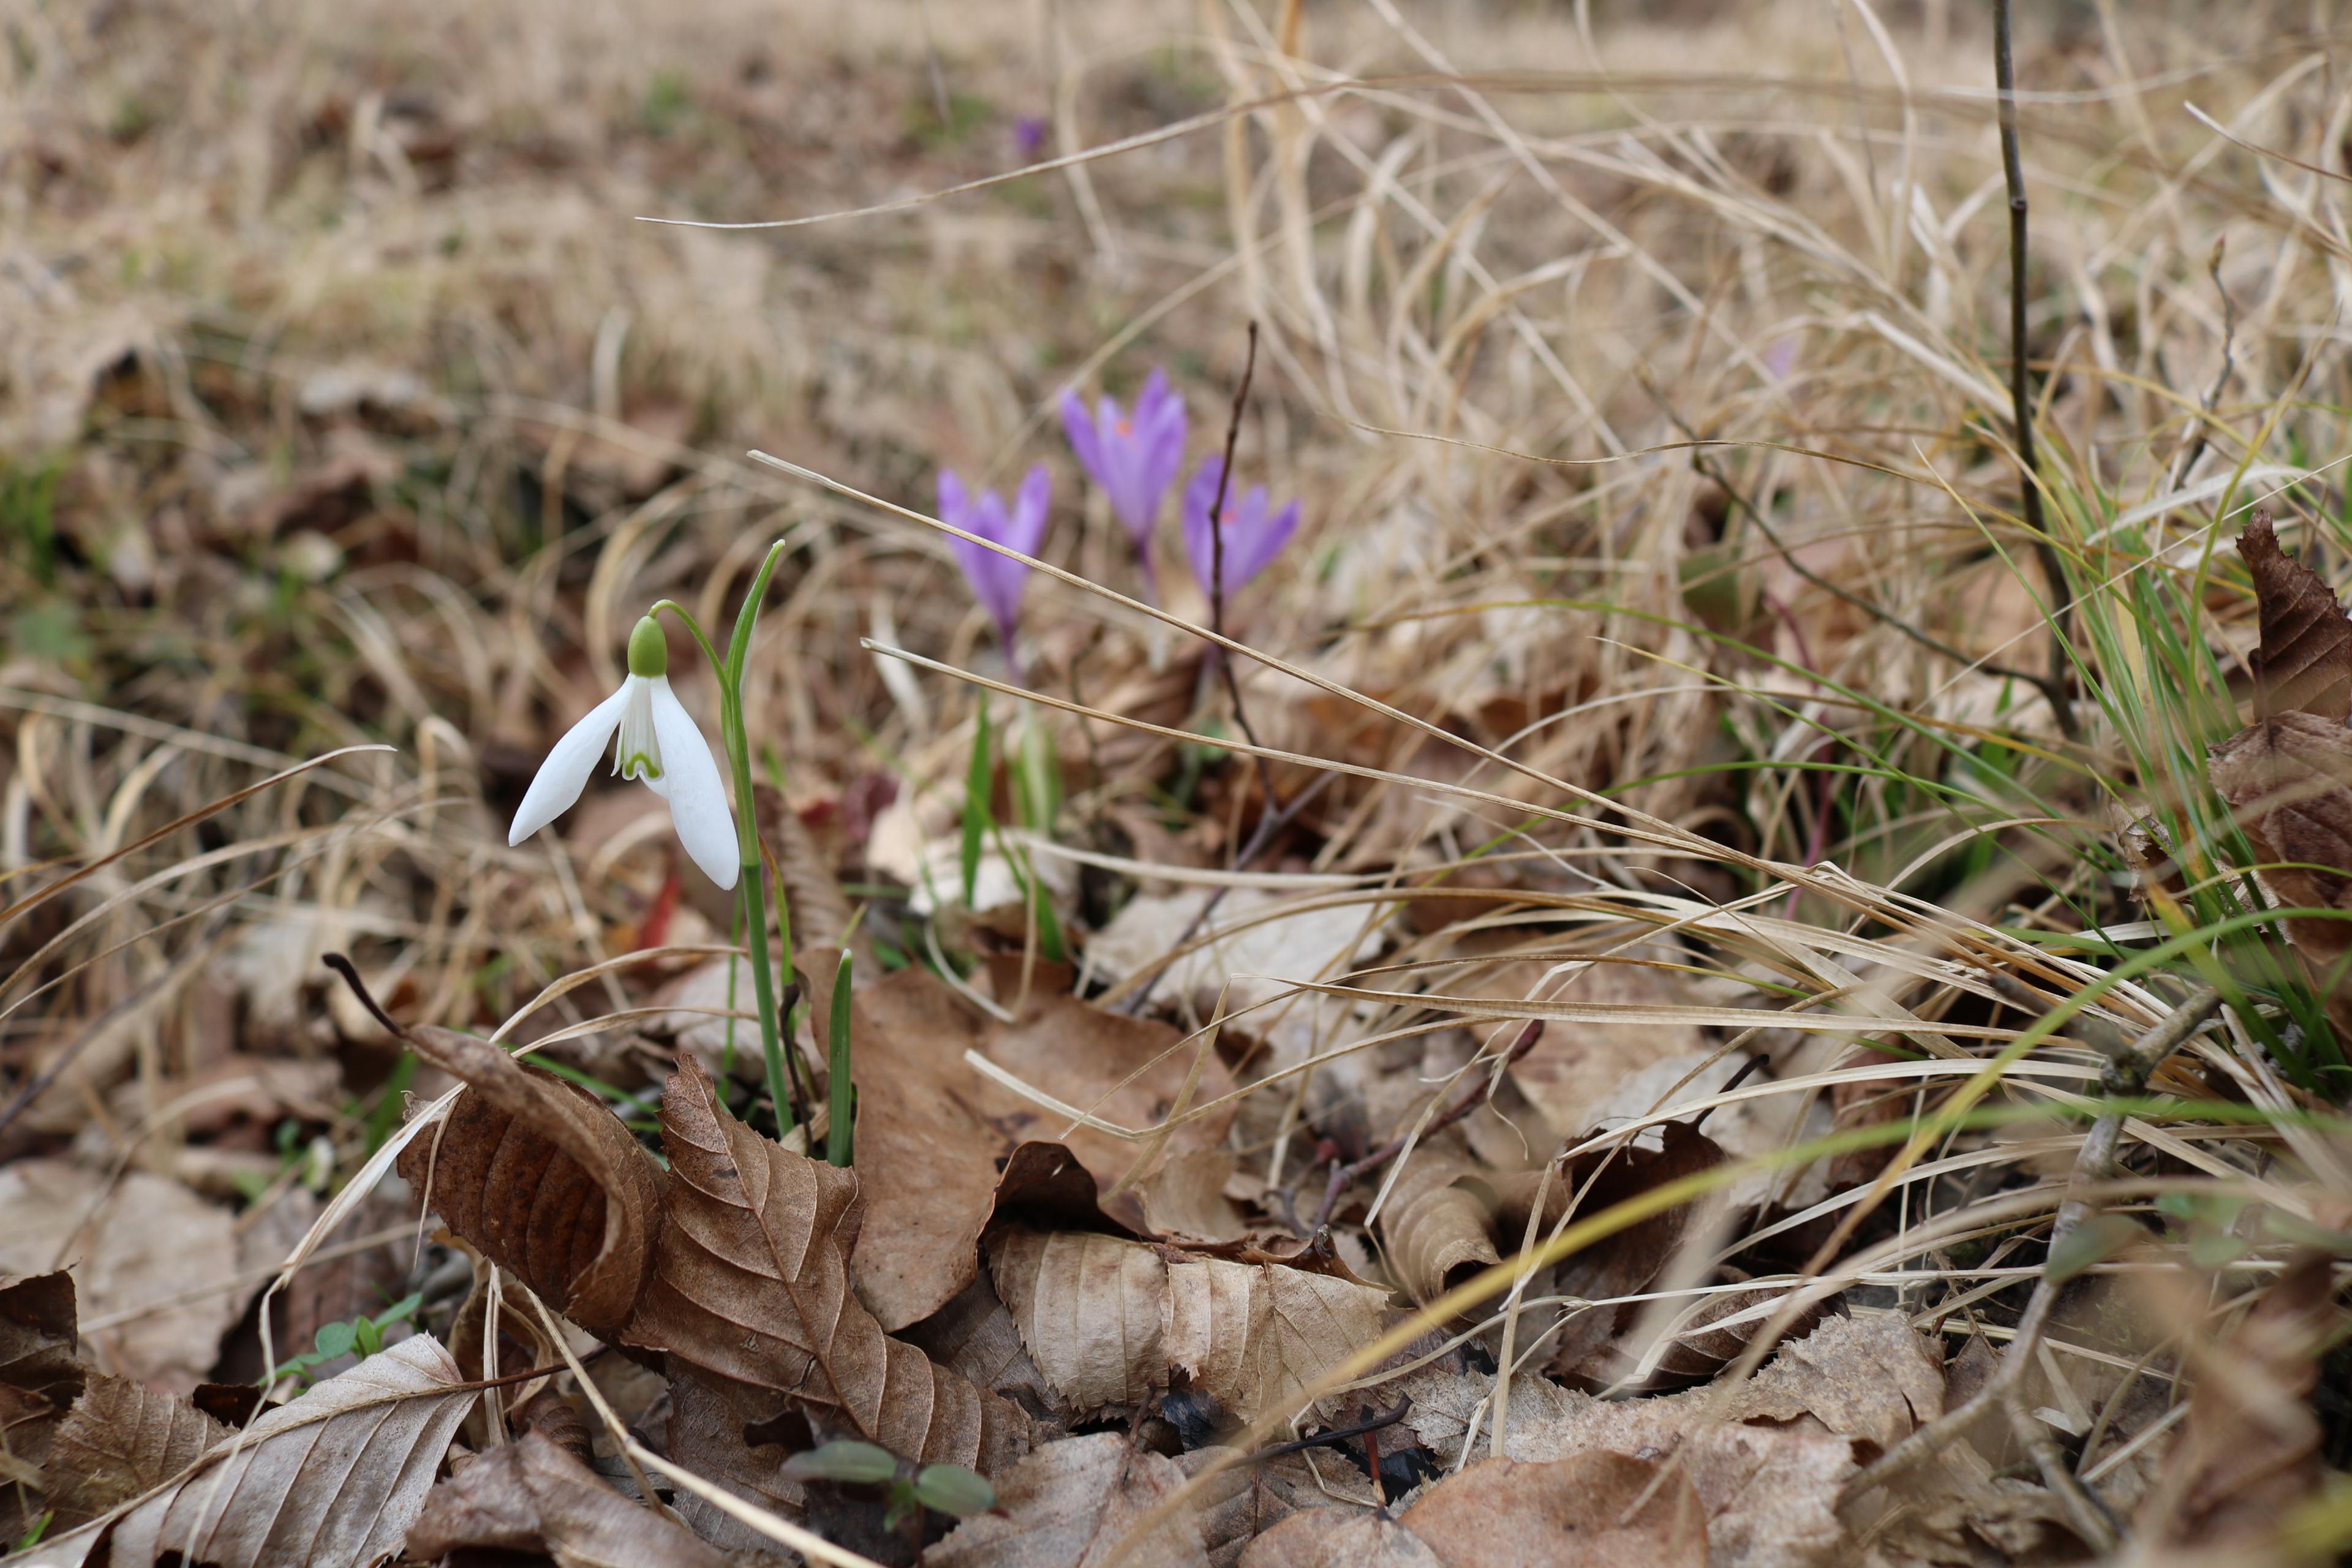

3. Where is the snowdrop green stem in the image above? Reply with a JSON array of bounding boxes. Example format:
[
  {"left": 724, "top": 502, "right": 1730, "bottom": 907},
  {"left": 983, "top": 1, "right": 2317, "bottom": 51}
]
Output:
[{"left": 650, "top": 537, "right": 801, "bottom": 1137}]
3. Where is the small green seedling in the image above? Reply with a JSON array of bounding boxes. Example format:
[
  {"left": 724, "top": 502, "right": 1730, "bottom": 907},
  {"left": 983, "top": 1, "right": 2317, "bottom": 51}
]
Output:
[
  {"left": 782, "top": 1439, "right": 997, "bottom": 1545},
  {"left": 262, "top": 1291, "right": 423, "bottom": 1387}
]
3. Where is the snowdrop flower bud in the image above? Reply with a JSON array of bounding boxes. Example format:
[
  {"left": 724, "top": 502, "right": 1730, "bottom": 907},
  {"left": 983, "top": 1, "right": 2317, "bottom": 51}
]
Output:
[{"left": 508, "top": 615, "right": 740, "bottom": 888}]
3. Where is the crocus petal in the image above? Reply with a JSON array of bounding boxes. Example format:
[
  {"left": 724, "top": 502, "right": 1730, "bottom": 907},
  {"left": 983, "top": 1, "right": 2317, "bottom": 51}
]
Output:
[
  {"left": 1240, "top": 496, "right": 1302, "bottom": 586},
  {"left": 1008, "top": 463, "right": 1052, "bottom": 558},
  {"left": 1059, "top": 391, "right": 1102, "bottom": 480},
  {"left": 646, "top": 676, "right": 739, "bottom": 889},
  {"left": 1181, "top": 456, "right": 1224, "bottom": 599},
  {"left": 509, "top": 684, "right": 630, "bottom": 845},
  {"left": 938, "top": 468, "right": 970, "bottom": 529}
]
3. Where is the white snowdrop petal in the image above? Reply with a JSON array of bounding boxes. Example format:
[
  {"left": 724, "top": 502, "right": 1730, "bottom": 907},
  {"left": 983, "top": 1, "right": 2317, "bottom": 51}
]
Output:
[
  {"left": 508, "top": 684, "right": 631, "bottom": 845},
  {"left": 647, "top": 676, "right": 740, "bottom": 889}
]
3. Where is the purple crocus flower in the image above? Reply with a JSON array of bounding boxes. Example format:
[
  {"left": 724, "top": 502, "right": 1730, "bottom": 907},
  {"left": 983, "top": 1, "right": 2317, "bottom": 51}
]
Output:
[
  {"left": 1060, "top": 369, "right": 1188, "bottom": 587},
  {"left": 940, "top": 463, "right": 1051, "bottom": 674},
  {"left": 1011, "top": 113, "right": 1049, "bottom": 162},
  {"left": 1181, "top": 455, "right": 1299, "bottom": 601}
]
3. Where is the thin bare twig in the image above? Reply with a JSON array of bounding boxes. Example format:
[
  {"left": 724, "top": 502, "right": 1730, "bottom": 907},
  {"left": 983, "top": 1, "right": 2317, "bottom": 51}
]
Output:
[{"left": 1995, "top": 0, "right": 2082, "bottom": 742}]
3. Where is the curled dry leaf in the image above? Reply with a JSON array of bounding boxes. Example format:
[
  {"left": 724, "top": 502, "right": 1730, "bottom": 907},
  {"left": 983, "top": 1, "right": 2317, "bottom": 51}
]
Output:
[
  {"left": 2240, "top": 510, "right": 2352, "bottom": 722},
  {"left": 987, "top": 1226, "right": 1393, "bottom": 1424},
  {"left": 407, "top": 1427, "right": 737, "bottom": 1568},
  {"left": 1, "top": 1272, "right": 85, "bottom": 1541},
  {"left": 1401, "top": 1449, "right": 1707, "bottom": 1568},
  {"left": 510, "top": 1385, "right": 595, "bottom": 1465},
  {"left": 1379, "top": 1151, "right": 1500, "bottom": 1308},
  {"left": 44, "top": 1374, "right": 228, "bottom": 1525},
  {"left": 2141, "top": 1249, "right": 2346, "bottom": 1547},
  {"left": 627, "top": 1053, "right": 1033, "bottom": 1476},
  {"left": 20, "top": 1334, "right": 477, "bottom": 1568},
  {"left": 927, "top": 1433, "right": 1211, "bottom": 1568},
  {"left": 1238, "top": 1508, "right": 1443, "bottom": 1568},
  {"left": 394, "top": 1023, "right": 664, "bottom": 1338}
]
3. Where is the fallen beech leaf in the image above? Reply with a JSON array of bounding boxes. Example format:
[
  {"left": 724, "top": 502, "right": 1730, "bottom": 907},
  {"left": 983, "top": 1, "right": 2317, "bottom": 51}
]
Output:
[
  {"left": 1379, "top": 1152, "right": 1501, "bottom": 1307},
  {"left": 2208, "top": 711, "right": 2352, "bottom": 994},
  {"left": 1402, "top": 1449, "right": 1706, "bottom": 1568},
  {"left": 44, "top": 1375, "right": 227, "bottom": 1525},
  {"left": 1499, "top": 962, "right": 1708, "bottom": 1140},
  {"left": 927, "top": 1433, "right": 1210, "bottom": 1568},
  {"left": 0, "top": 1161, "right": 239, "bottom": 1392},
  {"left": 902, "top": 1274, "right": 1063, "bottom": 1422},
  {"left": 1178, "top": 1447, "right": 1352, "bottom": 1567},
  {"left": 0, "top": 1272, "right": 83, "bottom": 1542},
  {"left": 2142, "top": 1250, "right": 2345, "bottom": 1546},
  {"left": 2241, "top": 510, "right": 2352, "bottom": 722},
  {"left": 1713, "top": 1311, "right": 1943, "bottom": 1453},
  {"left": 407, "top": 1428, "right": 736, "bottom": 1568},
  {"left": 973, "top": 991, "right": 1239, "bottom": 1202},
  {"left": 817, "top": 963, "right": 1002, "bottom": 1331},
  {"left": 1239, "top": 1508, "right": 1443, "bottom": 1568},
  {"left": 0, "top": 1272, "right": 83, "bottom": 1403},
  {"left": 20, "top": 1334, "right": 477, "bottom": 1568},
  {"left": 627, "top": 1054, "right": 1033, "bottom": 1476},
  {"left": 1487, "top": 1123, "right": 1725, "bottom": 1384},
  {"left": 1134, "top": 1148, "right": 1250, "bottom": 1245},
  {"left": 395, "top": 1024, "right": 664, "bottom": 1338},
  {"left": 987, "top": 1231, "right": 1165, "bottom": 1415},
  {"left": 511, "top": 1386, "right": 595, "bottom": 1465},
  {"left": 662, "top": 1376, "right": 808, "bottom": 1556},
  {"left": 987, "top": 1227, "right": 1393, "bottom": 1424}
]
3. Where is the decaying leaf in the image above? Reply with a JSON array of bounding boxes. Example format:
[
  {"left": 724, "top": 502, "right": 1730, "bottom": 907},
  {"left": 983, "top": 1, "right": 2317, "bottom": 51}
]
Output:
[
  {"left": 902, "top": 1274, "right": 1063, "bottom": 1422},
  {"left": 819, "top": 962, "right": 1005, "bottom": 1331},
  {"left": 0, "top": 1272, "right": 82, "bottom": 1403},
  {"left": 44, "top": 1375, "right": 228, "bottom": 1525},
  {"left": 0, "top": 1162, "right": 241, "bottom": 1392},
  {"left": 1485, "top": 1122, "right": 1726, "bottom": 1384},
  {"left": 1180, "top": 1447, "right": 1355, "bottom": 1567},
  {"left": 407, "top": 1427, "right": 737, "bottom": 1568},
  {"left": 510, "top": 1385, "right": 595, "bottom": 1466},
  {"left": 662, "top": 1375, "right": 808, "bottom": 1556},
  {"left": 2208, "top": 711, "right": 2352, "bottom": 991},
  {"left": 1500, "top": 962, "right": 1709, "bottom": 1140},
  {"left": 1401, "top": 1449, "right": 1708, "bottom": 1568},
  {"left": 394, "top": 1024, "right": 665, "bottom": 1338},
  {"left": 2141, "top": 1250, "right": 2345, "bottom": 1547},
  {"left": 2240, "top": 510, "right": 2352, "bottom": 722},
  {"left": 1379, "top": 1151, "right": 1501, "bottom": 1308},
  {"left": 927, "top": 1433, "right": 1210, "bottom": 1568},
  {"left": 987, "top": 1226, "right": 1393, "bottom": 1424},
  {"left": 755, "top": 784, "right": 858, "bottom": 957},
  {"left": 627, "top": 1054, "right": 1033, "bottom": 1476},
  {"left": 1238, "top": 1508, "right": 1443, "bottom": 1568},
  {"left": 20, "top": 1334, "right": 477, "bottom": 1568}
]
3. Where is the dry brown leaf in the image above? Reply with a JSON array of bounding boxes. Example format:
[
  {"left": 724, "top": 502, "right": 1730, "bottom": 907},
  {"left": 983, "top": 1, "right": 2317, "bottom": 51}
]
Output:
[
  {"left": 987, "top": 1230, "right": 1166, "bottom": 1415},
  {"left": 407, "top": 1427, "right": 737, "bottom": 1568},
  {"left": 662, "top": 1375, "right": 809, "bottom": 1556},
  {"left": 1239, "top": 1508, "right": 1444, "bottom": 1568},
  {"left": 1, "top": 1272, "right": 83, "bottom": 1542},
  {"left": 818, "top": 962, "right": 1002, "bottom": 1331},
  {"left": 2209, "top": 710, "right": 2352, "bottom": 995},
  {"left": 627, "top": 1053, "right": 1033, "bottom": 1476},
  {"left": 2141, "top": 1250, "right": 2344, "bottom": 1547},
  {"left": 973, "top": 991, "right": 1240, "bottom": 1200},
  {"left": 394, "top": 1023, "right": 665, "bottom": 1338},
  {"left": 0, "top": 1161, "right": 239, "bottom": 1392},
  {"left": 755, "top": 785, "right": 858, "bottom": 957},
  {"left": 44, "top": 1374, "right": 228, "bottom": 1525},
  {"left": 901, "top": 1274, "right": 1063, "bottom": 1422},
  {"left": 1379, "top": 1152, "right": 1501, "bottom": 1307},
  {"left": 927, "top": 1433, "right": 1210, "bottom": 1568},
  {"left": 20, "top": 1333, "right": 477, "bottom": 1568},
  {"left": 1485, "top": 1123, "right": 1725, "bottom": 1384},
  {"left": 1501, "top": 962, "right": 1708, "bottom": 1140},
  {"left": 1178, "top": 1447, "right": 1353, "bottom": 1567},
  {"left": 1714, "top": 1311, "right": 1943, "bottom": 1452},
  {"left": 987, "top": 1226, "right": 1393, "bottom": 1425},
  {"left": 2241, "top": 510, "right": 2352, "bottom": 722},
  {"left": 1134, "top": 1148, "right": 1250, "bottom": 1245},
  {"left": 1402, "top": 1450, "right": 1707, "bottom": 1568},
  {"left": 0, "top": 1273, "right": 82, "bottom": 1404}
]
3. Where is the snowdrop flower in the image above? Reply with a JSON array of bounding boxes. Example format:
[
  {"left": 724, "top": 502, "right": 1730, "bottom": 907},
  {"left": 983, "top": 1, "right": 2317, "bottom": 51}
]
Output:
[
  {"left": 1181, "top": 455, "right": 1300, "bottom": 600},
  {"left": 1060, "top": 369, "right": 1187, "bottom": 585},
  {"left": 940, "top": 463, "right": 1051, "bottom": 672},
  {"left": 508, "top": 616, "right": 739, "bottom": 889}
]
